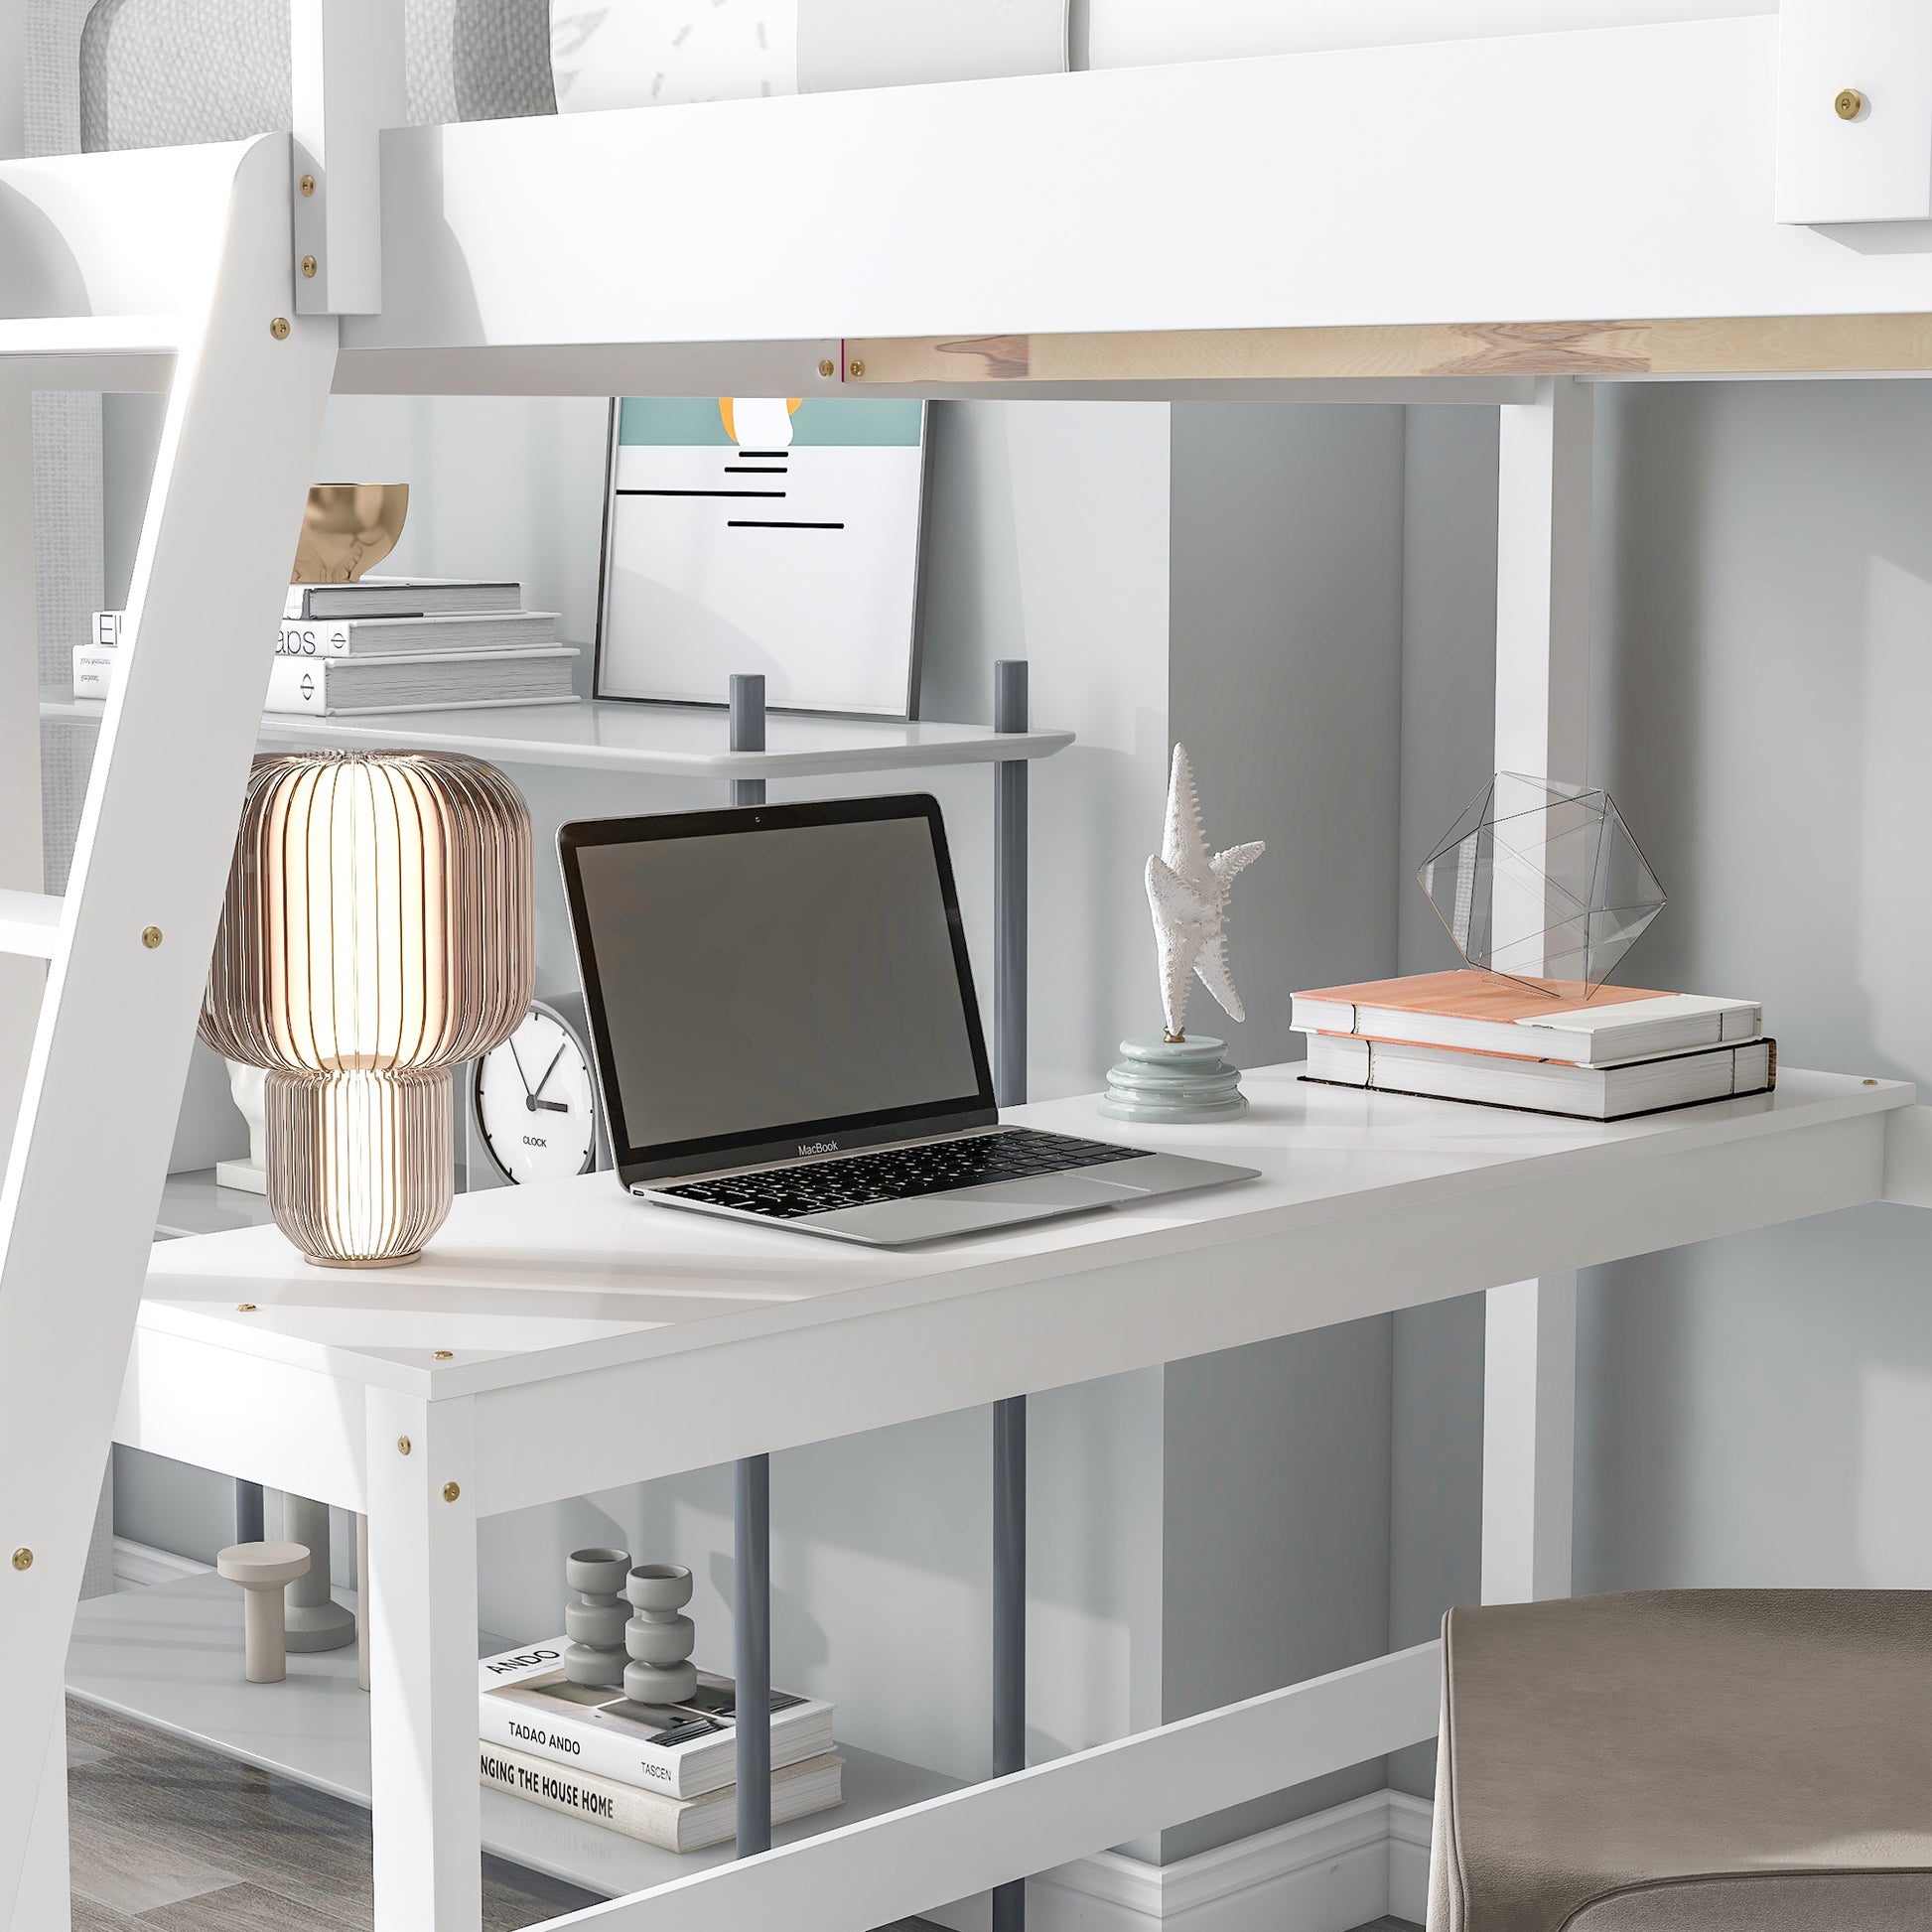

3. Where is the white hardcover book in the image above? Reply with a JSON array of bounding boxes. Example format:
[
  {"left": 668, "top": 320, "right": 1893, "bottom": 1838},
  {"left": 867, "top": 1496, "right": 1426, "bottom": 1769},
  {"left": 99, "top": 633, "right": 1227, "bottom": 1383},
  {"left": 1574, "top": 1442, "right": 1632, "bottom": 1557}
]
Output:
[
  {"left": 1303, "top": 1032, "right": 1777, "bottom": 1122},
  {"left": 479, "top": 1640, "right": 835, "bottom": 1800},
  {"left": 479, "top": 1742, "right": 844, "bottom": 1853},
  {"left": 264, "top": 645, "right": 579, "bottom": 716},
  {"left": 90, "top": 609, "right": 122, "bottom": 646},
  {"left": 72, "top": 644, "right": 118, "bottom": 699},
  {"left": 1290, "top": 971, "right": 1763, "bottom": 1067},
  {"left": 285, "top": 576, "right": 523, "bottom": 620},
  {"left": 276, "top": 612, "right": 560, "bottom": 657}
]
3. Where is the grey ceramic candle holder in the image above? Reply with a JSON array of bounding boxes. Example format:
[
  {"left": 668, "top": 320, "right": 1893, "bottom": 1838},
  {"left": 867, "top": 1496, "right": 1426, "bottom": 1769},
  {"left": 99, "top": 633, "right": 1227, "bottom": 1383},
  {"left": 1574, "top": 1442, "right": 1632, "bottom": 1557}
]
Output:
[
  {"left": 563, "top": 1547, "right": 632, "bottom": 1689},
  {"left": 623, "top": 1562, "right": 697, "bottom": 1707}
]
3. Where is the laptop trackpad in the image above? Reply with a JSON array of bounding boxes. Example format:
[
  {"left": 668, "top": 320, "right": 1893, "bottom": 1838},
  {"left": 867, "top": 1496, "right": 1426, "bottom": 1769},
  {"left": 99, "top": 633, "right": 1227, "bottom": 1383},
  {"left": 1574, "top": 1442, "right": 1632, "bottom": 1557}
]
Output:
[
  {"left": 955, "top": 1174, "right": 1154, "bottom": 1206},
  {"left": 810, "top": 1173, "right": 1153, "bottom": 1244}
]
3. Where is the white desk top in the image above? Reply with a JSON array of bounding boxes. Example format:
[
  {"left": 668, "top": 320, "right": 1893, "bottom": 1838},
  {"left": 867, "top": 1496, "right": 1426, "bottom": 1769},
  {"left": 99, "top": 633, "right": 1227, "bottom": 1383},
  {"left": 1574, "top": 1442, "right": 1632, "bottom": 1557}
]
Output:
[{"left": 142, "top": 1065, "right": 1912, "bottom": 1405}]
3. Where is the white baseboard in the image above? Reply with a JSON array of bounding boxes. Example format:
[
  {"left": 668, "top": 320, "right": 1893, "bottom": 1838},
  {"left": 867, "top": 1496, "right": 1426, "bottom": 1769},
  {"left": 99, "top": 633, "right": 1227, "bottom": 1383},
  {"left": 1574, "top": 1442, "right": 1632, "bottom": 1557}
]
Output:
[
  {"left": 112, "top": 1536, "right": 211, "bottom": 1589},
  {"left": 992, "top": 1787, "right": 1436, "bottom": 1931},
  {"left": 1386, "top": 1790, "right": 1434, "bottom": 1925}
]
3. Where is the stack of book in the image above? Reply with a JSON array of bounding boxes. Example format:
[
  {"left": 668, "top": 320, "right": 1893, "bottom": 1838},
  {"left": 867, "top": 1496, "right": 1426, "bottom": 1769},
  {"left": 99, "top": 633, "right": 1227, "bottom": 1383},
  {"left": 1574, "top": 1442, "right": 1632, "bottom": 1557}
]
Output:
[
  {"left": 1291, "top": 970, "right": 1774, "bottom": 1122},
  {"left": 478, "top": 1641, "right": 844, "bottom": 1855},
  {"left": 74, "top": 576, "right": 579, "bottom": 716}
]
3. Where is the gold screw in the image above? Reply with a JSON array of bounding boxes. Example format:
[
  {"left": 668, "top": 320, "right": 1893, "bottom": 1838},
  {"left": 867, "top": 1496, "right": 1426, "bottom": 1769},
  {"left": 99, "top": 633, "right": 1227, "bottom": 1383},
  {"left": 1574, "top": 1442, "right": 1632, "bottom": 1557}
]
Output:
[
  {"left": 817, "top": 358, "right": 836, "bottom": 377},
  {"left": 397, "top": 1436, "right": 412, "bottom": 1456},
  {"left": 270, "top": 317, "right": 291, "bottom": 341},
  {"left": 443, "top": 1482, "right": 462, "bottom": 1503},
  {"left": 1836, "top": 87, "right": 1866, "bottom": 121},
  {"left": 141, "top": 925, "right": 163, "bottom": 949},
  {"left": 848, "top": 358, "right": 865, "bottom": 379},
  {"left": 433, "top": 1349, "right": 453, "bottom": 1360},
  {"left": 1864, "top": 1077, "right": 1879, "bottom": 1086},
  {"left": 236, "top": 1303, "right": 256, "bottom": 1313},
  {"left": 301, "top": 255, "right": 318, "bottom": 279},
  {"left": 10, "top": 1549, "right": 31, "bottom": 1572},
  {"left": 299, "top": 173, "right": 316, "bottom": 198}
]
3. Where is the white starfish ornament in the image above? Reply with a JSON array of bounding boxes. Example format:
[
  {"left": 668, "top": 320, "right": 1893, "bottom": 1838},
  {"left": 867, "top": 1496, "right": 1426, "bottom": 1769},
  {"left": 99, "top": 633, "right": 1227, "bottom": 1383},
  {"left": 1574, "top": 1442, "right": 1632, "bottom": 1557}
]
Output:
[{"left": 1145, "top": 745, "right": 1266, "bottom": 1041}]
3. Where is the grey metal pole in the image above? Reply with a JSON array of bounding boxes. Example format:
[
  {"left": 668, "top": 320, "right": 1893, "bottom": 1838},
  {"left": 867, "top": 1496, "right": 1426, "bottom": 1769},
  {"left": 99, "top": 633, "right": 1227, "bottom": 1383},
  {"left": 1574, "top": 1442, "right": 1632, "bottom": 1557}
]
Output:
[
  {"left": 734, "top": 1451, "right": 771, "bottom": 1856},
  {"left": 731, "top": 672, "right": 766, "bottom": 810},
  {"left": 993, "top": 659, "right": 1030, "bottom": 1932},
  {"left": 234, "top": 1480, "right": 263, "bottom": 1545},
  {"left": 730, "top": 671, "right": 773, "bottom": 1859},
  {"left": 992, "top": 1394, "right": 1027, "bottom": 1932},
  {"left": 993, "top": 660, "right": 1028, "bottom": 1110}
]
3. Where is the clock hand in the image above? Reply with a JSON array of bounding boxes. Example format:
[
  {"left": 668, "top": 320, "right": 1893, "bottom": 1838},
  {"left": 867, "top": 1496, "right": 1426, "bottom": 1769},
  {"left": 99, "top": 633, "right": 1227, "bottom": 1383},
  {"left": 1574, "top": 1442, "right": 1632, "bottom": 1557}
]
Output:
[
  {"left": 525, "top": 1041, "right": 571, "bottom": 1112},
  {"left": 506, "top": 1037, "right": 534, "bottom": 1097}
]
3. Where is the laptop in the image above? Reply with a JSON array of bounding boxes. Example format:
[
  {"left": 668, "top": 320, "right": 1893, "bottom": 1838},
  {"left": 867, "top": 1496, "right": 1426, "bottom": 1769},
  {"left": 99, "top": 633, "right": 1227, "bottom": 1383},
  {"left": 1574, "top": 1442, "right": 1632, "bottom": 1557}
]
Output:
[{"left": 558, "top": 794, "right": 1258, "bottom": 1247}]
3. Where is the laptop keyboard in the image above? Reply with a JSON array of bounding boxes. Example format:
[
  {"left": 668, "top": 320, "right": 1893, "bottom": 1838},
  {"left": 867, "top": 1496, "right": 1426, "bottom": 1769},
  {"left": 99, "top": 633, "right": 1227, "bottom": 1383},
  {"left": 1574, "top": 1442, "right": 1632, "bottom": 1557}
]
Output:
[{"left": 659, "top": 1129, "right": 1146, "bottom": 1221}]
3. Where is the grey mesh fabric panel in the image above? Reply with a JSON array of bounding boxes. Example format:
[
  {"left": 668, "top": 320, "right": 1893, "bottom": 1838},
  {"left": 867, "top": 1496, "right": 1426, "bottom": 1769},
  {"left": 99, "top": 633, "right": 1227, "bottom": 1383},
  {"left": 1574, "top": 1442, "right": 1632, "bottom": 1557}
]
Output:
[
  {"left": 78, "top": 0, "right": 556, "bottom": 149},
  {"left": 79, "top": 0, "right": 291, "bottom": 151},
  {"left": 411, "top": 0, "right": 558, "bottom": 122}
]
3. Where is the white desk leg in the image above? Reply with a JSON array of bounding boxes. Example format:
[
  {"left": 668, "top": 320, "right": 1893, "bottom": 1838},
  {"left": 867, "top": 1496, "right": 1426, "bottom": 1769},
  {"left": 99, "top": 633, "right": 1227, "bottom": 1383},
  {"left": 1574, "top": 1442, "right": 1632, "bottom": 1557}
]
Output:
[
  {"left": 1485, "top": 377, "right": 1590, "bottom": 1611},
  {"left": 366, "top": 1390, "right": 481, "bottom": 1932},
  {"left": 1481, "top": 1275, "right": 1578, "bottom": 1603},
  {"left": 14, "top": 1720, "right": 68, "bottom": 1931}
]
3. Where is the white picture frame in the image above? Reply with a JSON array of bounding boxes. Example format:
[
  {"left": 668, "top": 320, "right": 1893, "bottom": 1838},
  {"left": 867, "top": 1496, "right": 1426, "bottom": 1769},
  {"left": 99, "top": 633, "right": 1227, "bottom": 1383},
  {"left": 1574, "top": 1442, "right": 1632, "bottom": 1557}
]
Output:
[{"left": 594, "top": 396, "right": 928, "bottom": 718}]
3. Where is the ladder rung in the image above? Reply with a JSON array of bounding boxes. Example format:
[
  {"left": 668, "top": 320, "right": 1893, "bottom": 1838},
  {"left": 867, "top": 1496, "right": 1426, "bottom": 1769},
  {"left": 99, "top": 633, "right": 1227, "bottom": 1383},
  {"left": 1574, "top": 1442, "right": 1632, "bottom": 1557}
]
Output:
[
  {"left": 0, "top": 891, "right": 62, "bottom": 959},
  {"left": 0, "top": 316, "right": 182, "bottom": 359}
]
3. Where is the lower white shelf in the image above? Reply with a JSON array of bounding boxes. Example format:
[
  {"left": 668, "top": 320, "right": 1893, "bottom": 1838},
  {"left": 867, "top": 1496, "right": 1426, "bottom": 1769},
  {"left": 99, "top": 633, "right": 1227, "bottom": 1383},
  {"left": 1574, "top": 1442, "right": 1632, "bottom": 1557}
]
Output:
[{"left": 68, "top": 1573, "right": 962, "bottom": 1899}]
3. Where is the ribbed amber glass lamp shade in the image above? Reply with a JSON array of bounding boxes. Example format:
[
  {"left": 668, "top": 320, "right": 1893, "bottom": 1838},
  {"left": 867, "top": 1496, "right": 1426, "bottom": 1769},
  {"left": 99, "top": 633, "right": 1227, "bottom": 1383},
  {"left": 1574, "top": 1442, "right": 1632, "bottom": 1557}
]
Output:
[{"left": 203, "top": 752, "right": 535, "bottom": 1267}]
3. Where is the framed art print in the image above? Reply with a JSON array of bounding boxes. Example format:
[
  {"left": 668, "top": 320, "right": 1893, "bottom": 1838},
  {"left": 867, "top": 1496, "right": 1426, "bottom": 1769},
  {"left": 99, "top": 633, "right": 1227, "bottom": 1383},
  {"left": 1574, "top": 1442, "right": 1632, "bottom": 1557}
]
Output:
[{"left": 595, "top": 395, "right": 928, "bottom": 718}]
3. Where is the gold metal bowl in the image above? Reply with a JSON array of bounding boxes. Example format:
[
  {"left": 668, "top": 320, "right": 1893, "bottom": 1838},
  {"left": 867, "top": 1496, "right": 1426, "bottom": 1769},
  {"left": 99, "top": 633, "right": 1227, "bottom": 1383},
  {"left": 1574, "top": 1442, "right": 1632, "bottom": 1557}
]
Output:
[{"left": 292, "top": 483, "right": 409, "bottom": 584}]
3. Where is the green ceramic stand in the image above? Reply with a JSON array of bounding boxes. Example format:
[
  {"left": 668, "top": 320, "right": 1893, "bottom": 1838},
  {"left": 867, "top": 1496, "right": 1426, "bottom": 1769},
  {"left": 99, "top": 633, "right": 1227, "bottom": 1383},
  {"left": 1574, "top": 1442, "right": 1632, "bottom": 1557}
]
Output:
[{"left": 1098, "top": 1035, "right": 1248, "bottom": 1122}]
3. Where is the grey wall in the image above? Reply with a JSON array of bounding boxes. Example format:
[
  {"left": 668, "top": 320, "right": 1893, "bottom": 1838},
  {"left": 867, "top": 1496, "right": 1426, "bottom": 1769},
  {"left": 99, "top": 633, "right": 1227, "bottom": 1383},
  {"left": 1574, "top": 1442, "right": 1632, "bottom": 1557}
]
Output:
[
  {"left": 1385, "top": 379, "right": 1932, "bottom": 1802},
  {"left": 1169, "top": 404, "right": 1408, "bottom": 1067},
  {"left": 1386, "top": 407, "right": 1499, "bottom": 1794},
  {"left": 1158, "top": 405, "right": 1409, "bottom": 1859},
  {"left": 1577, "top": 379, "right": 1932, "bottom": 1598}
]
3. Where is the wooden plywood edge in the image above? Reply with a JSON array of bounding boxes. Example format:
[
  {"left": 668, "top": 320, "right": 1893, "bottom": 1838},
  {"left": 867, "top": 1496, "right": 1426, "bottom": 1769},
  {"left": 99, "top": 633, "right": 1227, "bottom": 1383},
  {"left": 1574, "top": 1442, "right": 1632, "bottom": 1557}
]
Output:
[{"left": 847, "top": 315, "right": 1932, "bottom": 385}]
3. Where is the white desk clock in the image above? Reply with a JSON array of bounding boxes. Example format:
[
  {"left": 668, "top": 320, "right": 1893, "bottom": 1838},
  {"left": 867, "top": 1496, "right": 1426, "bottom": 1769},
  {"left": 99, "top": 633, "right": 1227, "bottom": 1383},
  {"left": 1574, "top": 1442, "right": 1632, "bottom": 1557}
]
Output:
[{"left": 472, "top": 997, "right": 601, "bottom": 1185}]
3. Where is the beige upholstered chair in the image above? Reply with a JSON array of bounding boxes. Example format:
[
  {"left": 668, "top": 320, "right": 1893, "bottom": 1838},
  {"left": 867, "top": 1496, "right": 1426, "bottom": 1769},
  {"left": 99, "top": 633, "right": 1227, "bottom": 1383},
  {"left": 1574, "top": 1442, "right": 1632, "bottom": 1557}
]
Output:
[{"left": 1428, "top": 1589, "right": 1932, "bottom": 1930}]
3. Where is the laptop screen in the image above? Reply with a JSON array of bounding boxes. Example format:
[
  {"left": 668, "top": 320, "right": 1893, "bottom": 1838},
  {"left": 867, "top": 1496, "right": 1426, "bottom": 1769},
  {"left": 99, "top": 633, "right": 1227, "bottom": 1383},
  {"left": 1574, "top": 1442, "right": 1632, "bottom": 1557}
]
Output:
[{"left": 561, "top": 797, "right": 996, "bottom": 1179}]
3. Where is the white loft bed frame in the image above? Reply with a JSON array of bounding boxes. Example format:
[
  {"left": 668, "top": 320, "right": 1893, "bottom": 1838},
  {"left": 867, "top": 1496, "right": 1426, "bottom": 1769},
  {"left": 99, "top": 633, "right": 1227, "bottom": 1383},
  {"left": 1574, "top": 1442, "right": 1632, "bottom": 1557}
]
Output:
[{"left": 6, "top": 2, "right": 1932, "bottom": 1928}]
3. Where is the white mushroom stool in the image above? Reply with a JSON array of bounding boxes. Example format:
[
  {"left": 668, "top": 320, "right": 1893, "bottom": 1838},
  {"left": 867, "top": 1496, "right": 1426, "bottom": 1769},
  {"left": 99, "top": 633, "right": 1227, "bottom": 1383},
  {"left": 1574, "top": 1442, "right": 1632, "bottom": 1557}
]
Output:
[{"left": 216, "top": 1540, "right": 311, "bottom": 1683}]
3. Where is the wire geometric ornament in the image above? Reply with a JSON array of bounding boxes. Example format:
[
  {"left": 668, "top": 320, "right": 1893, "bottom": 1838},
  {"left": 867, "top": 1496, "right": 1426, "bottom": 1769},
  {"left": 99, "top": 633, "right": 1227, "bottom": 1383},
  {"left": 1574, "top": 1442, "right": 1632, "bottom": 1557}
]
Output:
[{"left": 1417, "top": 772, "right": 1666, "bottom": 995}]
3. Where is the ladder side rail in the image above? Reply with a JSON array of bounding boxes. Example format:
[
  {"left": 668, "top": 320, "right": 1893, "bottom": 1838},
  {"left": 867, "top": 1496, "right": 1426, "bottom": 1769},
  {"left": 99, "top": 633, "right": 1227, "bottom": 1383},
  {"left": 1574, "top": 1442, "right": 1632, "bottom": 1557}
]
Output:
[{"left": 0, "top": 132, "right": 337, "bottom": 1922}]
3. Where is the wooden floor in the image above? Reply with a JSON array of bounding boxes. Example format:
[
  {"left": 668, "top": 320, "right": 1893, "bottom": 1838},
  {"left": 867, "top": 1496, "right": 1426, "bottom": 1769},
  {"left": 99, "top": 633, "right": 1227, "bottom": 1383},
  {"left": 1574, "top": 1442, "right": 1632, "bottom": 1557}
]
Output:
[
  {"left": 65, "top": 1698, "right": 601, "bottom": 1931},
  {"left": 63, "top": 1698, "right": 1417, "bottom": 1931},
  {"left": 63, "top": 1700, "right": 955, "bottom": 1930}
]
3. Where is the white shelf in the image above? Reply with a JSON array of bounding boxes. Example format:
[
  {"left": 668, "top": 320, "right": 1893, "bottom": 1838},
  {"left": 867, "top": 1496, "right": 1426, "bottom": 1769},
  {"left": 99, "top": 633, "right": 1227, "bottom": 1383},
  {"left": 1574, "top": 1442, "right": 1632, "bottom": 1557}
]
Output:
[
  {"left": 41, "top": 691, "right": 1073, "bottom": 779},
  {"left": 68, "top": 1573, "right": 963, "bottom": 1901},
  {"left": 0, "top": 315, "right": 179, "bottom": 359},
  {"left": 0, "top": 888, "right": 61, "bottom": 960}
]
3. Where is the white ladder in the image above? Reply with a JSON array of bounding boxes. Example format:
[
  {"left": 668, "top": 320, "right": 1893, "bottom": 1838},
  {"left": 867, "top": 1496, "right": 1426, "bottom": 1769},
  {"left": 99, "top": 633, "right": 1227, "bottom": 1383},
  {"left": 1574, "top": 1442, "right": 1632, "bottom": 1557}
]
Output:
[{"left": 0, "top": 133, "right": 337, "bottom": 1928}]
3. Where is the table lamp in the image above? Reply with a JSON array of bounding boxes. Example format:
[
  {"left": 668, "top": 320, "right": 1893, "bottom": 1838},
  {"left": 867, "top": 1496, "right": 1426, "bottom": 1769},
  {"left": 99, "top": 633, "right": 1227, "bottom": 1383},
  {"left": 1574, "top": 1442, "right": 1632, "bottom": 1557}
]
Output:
[{"left": 202, "top": 751, "right": 535, "bottom": 1267}]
